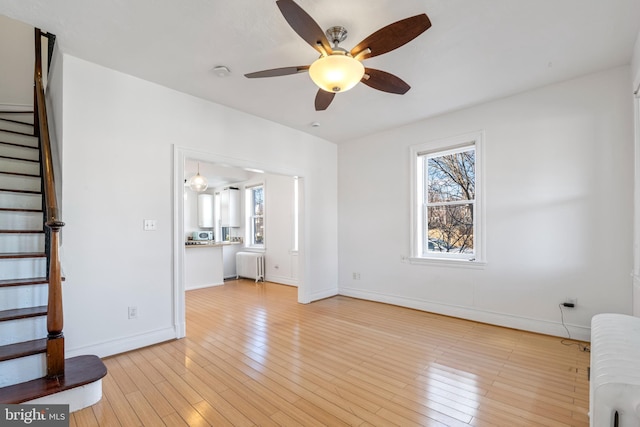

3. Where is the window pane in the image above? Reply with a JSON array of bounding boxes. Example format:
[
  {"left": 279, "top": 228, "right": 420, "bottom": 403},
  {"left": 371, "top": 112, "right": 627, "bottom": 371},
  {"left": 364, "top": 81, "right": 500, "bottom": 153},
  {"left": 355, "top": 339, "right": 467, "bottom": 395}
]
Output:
[
  {"left": 426, "top": 150, "right": 475, "bottom": 203},
  {"left": 253, "top": 217, "right": 264, "bottom": 244},
  {"left": 424, "top": 204, "right": 474, "bottom": 254},
  {"left": 253, "top": 187, "right": 264, "bottom": 215}
]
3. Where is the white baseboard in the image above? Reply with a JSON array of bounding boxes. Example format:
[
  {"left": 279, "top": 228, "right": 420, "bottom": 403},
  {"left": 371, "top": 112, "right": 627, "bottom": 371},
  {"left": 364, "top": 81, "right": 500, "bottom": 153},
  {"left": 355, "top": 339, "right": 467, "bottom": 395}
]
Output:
[
  {"left": 308, "top": 286, "right": 339, "bottom": 302},
  {"left": 339, "top": 287, "right": 591, "bottom": 342},
  {"left": 65, "top": 327, "right": 177, "bottom": 359},
  {"left": 265, "top": 274, "right": 298, "bottom": 287},
  {"left": 185, "top": 282, "right": 224, "bottom": 291}
]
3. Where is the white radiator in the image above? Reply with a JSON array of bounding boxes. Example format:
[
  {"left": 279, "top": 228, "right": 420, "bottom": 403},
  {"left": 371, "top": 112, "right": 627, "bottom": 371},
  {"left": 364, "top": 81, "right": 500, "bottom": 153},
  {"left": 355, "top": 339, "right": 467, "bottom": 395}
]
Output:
[
  {"left": 590, "top": 313, "right": 640, "bottom": 427},
  {"left": 236, "top": 252, "right": 264, "bottom": 282}
]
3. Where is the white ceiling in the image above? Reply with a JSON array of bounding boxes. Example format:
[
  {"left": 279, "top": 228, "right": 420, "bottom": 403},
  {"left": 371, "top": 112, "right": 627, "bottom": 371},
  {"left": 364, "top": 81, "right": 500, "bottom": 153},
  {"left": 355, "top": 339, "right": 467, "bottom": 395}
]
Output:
[{"left": 1, "top": 0, "right": 639, "bottom": 144}]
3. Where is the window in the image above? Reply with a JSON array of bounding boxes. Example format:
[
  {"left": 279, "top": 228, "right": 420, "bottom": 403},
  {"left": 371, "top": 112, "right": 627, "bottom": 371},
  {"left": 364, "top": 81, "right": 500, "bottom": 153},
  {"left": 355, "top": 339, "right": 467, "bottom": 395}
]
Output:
[
  {"left": 247, "top": 184, "right": 265, "bottom": 247},
  {"left": 411, "top": 132, "right": 484, "bottom": 264}
]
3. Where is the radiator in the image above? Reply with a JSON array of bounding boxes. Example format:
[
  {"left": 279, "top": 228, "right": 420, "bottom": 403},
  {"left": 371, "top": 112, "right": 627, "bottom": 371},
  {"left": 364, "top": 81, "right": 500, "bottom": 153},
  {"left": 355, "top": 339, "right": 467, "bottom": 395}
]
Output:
[
  {"left": 236, "top": 252, "right": 265, "bottom": 282},
  {"left": 590, "top": 313, "right": 640, "bottom": 427}
]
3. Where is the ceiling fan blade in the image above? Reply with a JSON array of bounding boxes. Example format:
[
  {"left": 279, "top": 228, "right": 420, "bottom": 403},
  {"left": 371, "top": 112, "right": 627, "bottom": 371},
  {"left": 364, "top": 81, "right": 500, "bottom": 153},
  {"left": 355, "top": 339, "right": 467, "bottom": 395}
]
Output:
[
  {"left": 245, "top": 66, "right": 309, "bottom": 78},
  {"left": 362, "top": 68, "right": 411, "bottom": 94},
  {"left": 276, "top": 0, "right": 332, "bottom": 55},
  {"left": 315, "top": 89, "right": 335, "bottom": 111},
  {"left": 350, "top": 14, "right": 431, "bottom": 60}
]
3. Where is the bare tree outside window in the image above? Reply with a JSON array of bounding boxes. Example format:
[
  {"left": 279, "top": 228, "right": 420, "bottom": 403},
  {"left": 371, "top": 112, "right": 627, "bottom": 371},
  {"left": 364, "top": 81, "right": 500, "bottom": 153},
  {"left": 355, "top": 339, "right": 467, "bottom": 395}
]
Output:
[
  {"left": 423, "top": 148, "right": 475, "bottom": 255},
  {"left": 251, "top": 186, "right": 264, "bottom": 245}
]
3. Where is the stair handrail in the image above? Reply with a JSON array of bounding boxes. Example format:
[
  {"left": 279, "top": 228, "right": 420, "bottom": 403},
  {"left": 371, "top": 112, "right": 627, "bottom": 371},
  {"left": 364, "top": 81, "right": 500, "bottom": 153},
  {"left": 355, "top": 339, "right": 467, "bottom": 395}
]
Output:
[{"left": 34, "top": 28, "right": 65, "bottom": 378}]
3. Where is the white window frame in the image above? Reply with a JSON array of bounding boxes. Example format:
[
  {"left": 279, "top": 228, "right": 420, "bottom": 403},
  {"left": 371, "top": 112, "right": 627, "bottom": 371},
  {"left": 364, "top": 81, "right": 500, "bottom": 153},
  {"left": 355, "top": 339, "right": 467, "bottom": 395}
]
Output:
[
  {"left": 245, "top": 183, "right": 265, "bottom": 249},
  {"left": 409, "top": 131, "right": 486, "bottom": 267}
]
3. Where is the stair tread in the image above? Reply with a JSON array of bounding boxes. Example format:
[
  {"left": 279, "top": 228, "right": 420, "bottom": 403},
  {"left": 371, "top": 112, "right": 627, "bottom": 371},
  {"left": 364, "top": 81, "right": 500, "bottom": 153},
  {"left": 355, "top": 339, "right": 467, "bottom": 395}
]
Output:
[
  {"left": 0, "top": 230, "right": 44, "bottom": 234},
  {"left": 0, "top": 306, "right": 47, "bottom": 322},
  {"left": 0, "top": 117, "right": 34, "bottom": 126},
  {"left": 0, "top": 188, "right": 41, "bottom": 194},
  {"left": 0, "top": 338, "right": 47, "bottom": 362},
  {"left": 0, "top": 355, "right": 107, "bottom": 404},
  {"left": 0, "top": 155, "right": 39, "bottom": 163},
  {"left": 0, "top": 207, "right": 42, "bottom": 213},
  {"left": 0, "top": 277, "right": 49, "bottom": 288},
  {"left": 0, "top": 252, "right": 46, "bottom": 259},
  {"left": 0, "top": 170, "right": 41, "bottom": 178},
  {"left": 0, "top": 141, "right": 38, "bottom": 149},
  {"left": 0, "top": 128, "right": 36, "bottom": 137}
]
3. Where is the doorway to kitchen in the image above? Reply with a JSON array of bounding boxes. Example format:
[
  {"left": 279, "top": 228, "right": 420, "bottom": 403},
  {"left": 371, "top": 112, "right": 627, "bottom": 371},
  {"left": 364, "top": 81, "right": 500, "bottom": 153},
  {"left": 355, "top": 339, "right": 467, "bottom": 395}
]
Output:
[{"left": 172, "top": 146, "right": 306, "bottom": 338}]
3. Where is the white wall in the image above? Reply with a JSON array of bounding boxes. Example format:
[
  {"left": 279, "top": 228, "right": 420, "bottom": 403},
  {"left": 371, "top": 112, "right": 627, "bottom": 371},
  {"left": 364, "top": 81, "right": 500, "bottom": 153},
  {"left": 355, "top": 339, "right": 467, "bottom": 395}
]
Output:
[
  {"left": 0, "top": 15, "right": 32, "bottom": 107},
  {"left": 57, "top": 54, "right": 338, "bottom": 358},
  {"left": 263, "top": 173, "right": 298, "bottom": 286},
  {"left": 632, "top": 29, "right": 640, "bottom": 316},
  {"left": 338, "top": 66, "right": 634, "bottom": 340}
]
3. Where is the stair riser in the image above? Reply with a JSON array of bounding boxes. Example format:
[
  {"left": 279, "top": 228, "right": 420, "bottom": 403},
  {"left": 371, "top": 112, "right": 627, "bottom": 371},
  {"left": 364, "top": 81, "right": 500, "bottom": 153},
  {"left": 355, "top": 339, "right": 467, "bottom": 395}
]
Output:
[
  {"left": 0, "top": 234, "right": 44, "bottom": 253},
  {"left": 0, "top": 258, "right": 46, "bottom": 280},
  {"left": 0, "top": 119, "right": 34, "bottom": 135},
  {"left": 0, "top": 130, "right": 38, "bottom": 148},
  {"left": 0, "top": 157, "right": 40, "bottom": 176},
  {"left": 0, "top": 317, "right": 47, "bottom": 347},
  {"left": 0, "top": 130, "right": 38, "bottom": 147},
  {"left": 0, "top": 211, "right": 43, "bottom": 230},
  {"left": 0, "top": 144, "right": 38, "bottom": 161},
  {"left": 0, "top": 174, "right": 41, "bottom": 192},
  {"left": 0, "top": 192, "right": 41, "bottom": 210},
  {"left": 0, "top": 353, "right": 46, "bottom": 388},
  {"left": 0, "top": 113, "right": 33, "bottom": 125},
  {"left": 0, "top": 285, "right": 47, "bottom": 312}
]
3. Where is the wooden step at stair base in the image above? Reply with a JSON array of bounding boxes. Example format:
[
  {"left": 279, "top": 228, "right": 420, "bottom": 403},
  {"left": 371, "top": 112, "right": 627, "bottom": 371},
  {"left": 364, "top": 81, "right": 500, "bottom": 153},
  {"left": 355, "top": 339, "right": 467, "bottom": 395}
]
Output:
[
  {"left": 0, "top": 338, "right": 46, "bottom": 362},
  {"left": 0, "top": 355, "right": 107, "bottom": 405}
]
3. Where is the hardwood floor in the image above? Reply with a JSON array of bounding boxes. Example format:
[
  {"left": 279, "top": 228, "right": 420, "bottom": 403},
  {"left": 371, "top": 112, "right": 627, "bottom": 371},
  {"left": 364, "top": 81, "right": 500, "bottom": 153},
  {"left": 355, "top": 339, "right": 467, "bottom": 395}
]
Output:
[{"left": 70, "top": 280, "right": 590, "bottom": 426}]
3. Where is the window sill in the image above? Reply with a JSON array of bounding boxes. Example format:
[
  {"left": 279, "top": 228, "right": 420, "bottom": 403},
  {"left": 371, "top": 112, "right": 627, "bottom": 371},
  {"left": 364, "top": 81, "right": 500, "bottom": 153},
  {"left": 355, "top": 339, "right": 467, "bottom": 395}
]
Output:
[{"left": 407, "top": 257, "right": 486, "bottom": 269}]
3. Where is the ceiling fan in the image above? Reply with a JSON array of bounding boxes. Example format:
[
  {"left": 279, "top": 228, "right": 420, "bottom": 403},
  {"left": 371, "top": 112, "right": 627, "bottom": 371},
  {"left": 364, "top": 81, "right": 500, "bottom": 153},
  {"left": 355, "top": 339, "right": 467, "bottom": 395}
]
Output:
[{"left": 245, "top": 0, "right": 431, "bottom": 111}]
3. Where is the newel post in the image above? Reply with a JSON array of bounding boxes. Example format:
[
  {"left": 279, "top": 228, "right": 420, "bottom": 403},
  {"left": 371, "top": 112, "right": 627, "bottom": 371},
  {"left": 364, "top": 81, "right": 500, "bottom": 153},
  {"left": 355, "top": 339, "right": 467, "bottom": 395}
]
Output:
[{"left": 46, "top": 219, "right": 65, "bottom": 378}]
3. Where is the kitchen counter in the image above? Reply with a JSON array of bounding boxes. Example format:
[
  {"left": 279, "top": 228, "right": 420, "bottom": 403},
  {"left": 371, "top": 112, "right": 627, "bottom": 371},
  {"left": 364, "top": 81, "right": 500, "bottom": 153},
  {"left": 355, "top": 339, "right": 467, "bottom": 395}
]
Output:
[{"left": 185, "top": 241, "right": 242, "bottom": 248}]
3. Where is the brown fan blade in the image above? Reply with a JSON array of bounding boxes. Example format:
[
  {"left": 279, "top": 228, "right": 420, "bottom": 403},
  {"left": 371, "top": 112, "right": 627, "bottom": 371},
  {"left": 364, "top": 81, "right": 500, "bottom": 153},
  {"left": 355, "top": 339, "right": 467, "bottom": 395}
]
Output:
[
  {"left": 245, "top": 66, "right": 310, "bottom": 78},
  {"left": 315, "top": 89, "right": 335, "bottom": 111},
  {"left": 350, "top": 14, "right": 431, "bottom": 60},
  {"left": 276, "top": 0, "right": 332, "bottom": 55},
  {"left": 362, "top": 68, "right": 410, "bottom": 94}
]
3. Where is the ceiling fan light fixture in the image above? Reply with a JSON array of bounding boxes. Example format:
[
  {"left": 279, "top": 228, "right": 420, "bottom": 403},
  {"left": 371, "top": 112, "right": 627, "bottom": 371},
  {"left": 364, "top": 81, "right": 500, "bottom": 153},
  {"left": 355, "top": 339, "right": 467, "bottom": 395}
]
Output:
[{"left": 308, "top": 52, "right": 364, "bottom": 93}]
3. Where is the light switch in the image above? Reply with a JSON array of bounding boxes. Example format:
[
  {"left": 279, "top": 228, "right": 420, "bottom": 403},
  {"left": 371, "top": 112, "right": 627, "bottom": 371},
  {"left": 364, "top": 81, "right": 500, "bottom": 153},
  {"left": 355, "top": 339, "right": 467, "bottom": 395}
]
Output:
[{"left": 143, "top": 219, "right": 157, "bottom": 231}]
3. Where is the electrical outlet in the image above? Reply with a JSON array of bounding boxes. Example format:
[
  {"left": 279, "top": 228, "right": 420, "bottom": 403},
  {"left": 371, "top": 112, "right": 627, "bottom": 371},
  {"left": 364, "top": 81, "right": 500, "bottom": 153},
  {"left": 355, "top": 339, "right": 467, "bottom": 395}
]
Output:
[
  {"left": 128, "top": 306, "right": 138, "bottom": 319},
  {"left": 352, "top": 272, "right": 361, "bottom": 280},
  {"left": 562, "top": 297, "right": 577, "bottom": 308},
  {"left": 143, "top": 219, "right": 157, "bottom": 231}
]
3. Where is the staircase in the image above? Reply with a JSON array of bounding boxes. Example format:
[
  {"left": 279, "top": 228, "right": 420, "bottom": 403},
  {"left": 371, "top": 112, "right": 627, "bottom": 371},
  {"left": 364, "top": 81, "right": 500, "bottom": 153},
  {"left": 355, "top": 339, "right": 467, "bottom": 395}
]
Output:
[{"left": 0, "top": 27, "right": 107, "bottom": 411}]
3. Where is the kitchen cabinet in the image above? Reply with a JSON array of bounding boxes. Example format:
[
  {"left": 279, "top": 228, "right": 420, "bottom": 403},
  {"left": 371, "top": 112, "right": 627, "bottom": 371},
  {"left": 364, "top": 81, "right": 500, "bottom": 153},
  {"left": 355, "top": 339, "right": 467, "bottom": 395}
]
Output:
[
  {"left": 197, "top": 194, "right": 214, "bottom": 228},
  {"left": 220, "top": 187, "right": 240, "bottom": 227}
]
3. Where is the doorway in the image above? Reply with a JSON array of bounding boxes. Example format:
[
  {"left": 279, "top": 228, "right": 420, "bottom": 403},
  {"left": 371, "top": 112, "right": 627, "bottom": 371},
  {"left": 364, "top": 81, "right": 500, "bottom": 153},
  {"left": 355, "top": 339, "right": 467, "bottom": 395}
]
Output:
[{"left": 172, "top": 146, "right": 306, "bottom": 338}]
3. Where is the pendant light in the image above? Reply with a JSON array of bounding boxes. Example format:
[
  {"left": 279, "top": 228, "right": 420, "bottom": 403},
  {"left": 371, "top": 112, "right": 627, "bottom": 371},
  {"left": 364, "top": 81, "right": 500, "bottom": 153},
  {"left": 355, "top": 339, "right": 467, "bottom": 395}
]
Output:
[{"left": 189, "top": 162, "right": 208, "bottom": 192}]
